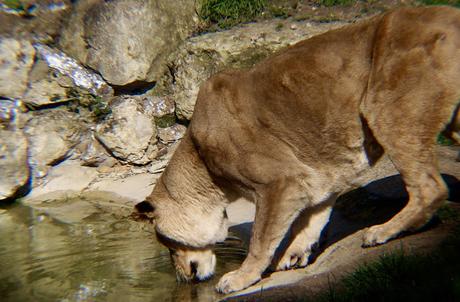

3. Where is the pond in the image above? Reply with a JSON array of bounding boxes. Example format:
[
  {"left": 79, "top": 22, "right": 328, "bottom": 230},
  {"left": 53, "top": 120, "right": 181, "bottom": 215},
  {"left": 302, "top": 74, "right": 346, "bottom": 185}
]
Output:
[{"left": 0, "top": 197, "right": 246, "bottom": 302}]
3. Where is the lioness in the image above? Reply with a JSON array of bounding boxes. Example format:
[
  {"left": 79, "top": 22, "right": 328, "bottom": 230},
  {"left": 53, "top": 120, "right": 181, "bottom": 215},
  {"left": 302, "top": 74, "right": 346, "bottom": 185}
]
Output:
[{"left": 136, "top": 6, "right": 460, "bottom": 294}]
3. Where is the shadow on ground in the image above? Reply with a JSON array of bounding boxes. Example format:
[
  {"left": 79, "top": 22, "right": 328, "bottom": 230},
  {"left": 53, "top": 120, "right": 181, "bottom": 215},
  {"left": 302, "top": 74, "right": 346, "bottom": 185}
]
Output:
[{"left": 224, "top": 172, "right": 460, "bottom": 302}]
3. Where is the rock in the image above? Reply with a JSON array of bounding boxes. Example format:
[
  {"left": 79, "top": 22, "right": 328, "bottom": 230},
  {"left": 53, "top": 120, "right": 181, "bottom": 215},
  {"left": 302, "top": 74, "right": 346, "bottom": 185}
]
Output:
[
  {"left": 0, "top": 0, "right": 72, "bottom": 43},
  {"left": 95, "top": 96, "right": 157, "bottom": 165},
  {"left": 157, "top": 124, "right": 187, "bottom": 144},
  {"left": 170, "top": 20, "right": 347, "bottom": 119},
  {"left": 22, "top": 58, "right": 70, "bottom": 107},
  {"left": 0, "top": 99, "right": 19, "bottom": 127},
  {"left": 0, "top": 99, "right": 30, "bottom": 131},
  {"left": 143, "top": 95, "right": 175, "bottom": 117},
  {"left": 0, "top": 128, "right": 29, "bottom": 200},
  {"left": 89, "top": 173, "right": 159, "bottom": 202},
  {"left": 0, "top": 37, "right": 35, "bottom": 99},
  {"left": 143, "top": 95, "right": 176, "bottom": 128},
  {"left": 23, "top": 77, "right": 69, "bottom": 107},
  {"left": 24, "top": 159, "right": 99, "bottom": 201},
  {"left": 80, "top": 135, "right": 111, "bottom": 167},
  {"left": 24, "top": 109, "right": 85, "bottom": 179},
  {"left": 34, "top": 43, "right": 113, "bottom": 97},
  {"left": 59, "top": 0, "right": 199, "bottom": 86}
]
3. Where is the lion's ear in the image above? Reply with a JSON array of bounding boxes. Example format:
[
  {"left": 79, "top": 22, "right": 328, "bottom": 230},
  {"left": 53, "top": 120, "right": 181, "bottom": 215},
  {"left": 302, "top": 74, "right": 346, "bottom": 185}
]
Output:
[
  {"left": 135, "top": 200, "right": 155, "bottom": 213},
  {"left": 132, "top": 200, "right": 156, "bottom": 223}
]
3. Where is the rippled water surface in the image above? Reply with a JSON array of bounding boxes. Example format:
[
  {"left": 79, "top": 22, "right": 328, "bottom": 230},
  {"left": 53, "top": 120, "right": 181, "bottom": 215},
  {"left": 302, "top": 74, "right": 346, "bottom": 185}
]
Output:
[{"left": 0, "top": 199, "right": 246, "bottom": 302}]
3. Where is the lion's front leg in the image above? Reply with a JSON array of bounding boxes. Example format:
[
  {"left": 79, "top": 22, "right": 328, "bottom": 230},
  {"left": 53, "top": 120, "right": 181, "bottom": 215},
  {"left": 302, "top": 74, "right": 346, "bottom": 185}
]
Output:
[
  {"left": 276, "top": 200, "right": 334, "bottom": 271},
  {"left": 216, "top": 176, "right": 310, "bottom": 294}
]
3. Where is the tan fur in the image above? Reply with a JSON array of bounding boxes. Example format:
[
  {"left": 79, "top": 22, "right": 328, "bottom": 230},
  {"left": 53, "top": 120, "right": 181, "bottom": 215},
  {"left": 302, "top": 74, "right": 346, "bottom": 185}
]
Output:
[{"left": 139, "top": 7, "right": 460, "bottom": 293}]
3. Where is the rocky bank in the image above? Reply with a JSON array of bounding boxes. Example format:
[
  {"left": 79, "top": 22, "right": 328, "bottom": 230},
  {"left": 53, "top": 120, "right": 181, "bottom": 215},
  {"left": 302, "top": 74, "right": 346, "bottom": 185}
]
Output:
[{"left": 0, "top": 0, "right": 353, "bottom": 202}]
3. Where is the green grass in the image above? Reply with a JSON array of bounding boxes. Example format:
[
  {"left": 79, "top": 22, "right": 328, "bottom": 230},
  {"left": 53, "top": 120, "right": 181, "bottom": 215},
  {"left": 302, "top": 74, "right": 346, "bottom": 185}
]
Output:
[
  {"left": 316, "top": 0, "right": 356, "bottom": 7},
  {"left": 417, "top": 0, "right": 460, "bottom": 7},
  {"left": 437, "top": 132, "right": 455, "bottom": 146},
  {"left": 3, "top": 0, "right": 23, "bottom": 10},
  {"left": 199, "top": 0, "right": 267, "bottom": 29},
  {"left": 307, "top": 211, "right": 460, "bottom": 302},
  {"left": 65, "top": 88, "right": 111, "bottom": 121},
  {"left": 268, "top": 5, "right": 291, "bottom": 18}
]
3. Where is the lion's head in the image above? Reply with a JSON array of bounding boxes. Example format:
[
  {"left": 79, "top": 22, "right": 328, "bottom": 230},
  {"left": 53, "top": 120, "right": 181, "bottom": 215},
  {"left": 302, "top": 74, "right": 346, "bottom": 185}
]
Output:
[{"left": 135, "top": 170, "right": 229, "bottom": 282}]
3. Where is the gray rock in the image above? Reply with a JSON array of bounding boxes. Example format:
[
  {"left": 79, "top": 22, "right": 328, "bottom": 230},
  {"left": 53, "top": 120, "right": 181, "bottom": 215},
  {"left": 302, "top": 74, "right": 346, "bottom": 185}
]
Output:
[
  {"left": 24, "top": 159, "right": 100, "bottom": 202},
  {"left": 0, "top": 100, "right": 18, "bottom": 127},
  {"left": 143, "top": 95, "right": 177, "bottom": 128},
  {"left": 80, "top": 135, "right": 111, "bottom": 167},
  {"left": 0, "top": 37, "right": 35, "bottom": 99},
  {"left": 95, "top": 96, "right": 157, "bottom": 165},
  {"left": 0, "top": 99, "right": 29, "bottom": 130},
  {"left": 0, "top": 0, "right": 72, "bottom": 43},
  {"left": 23, "top": 79, "right": 69, "bottom": 107},
  {"left": 22, "top": 58, "right": 70, "bottom": 107},
  {"left": 143, "top": 96, "right": 175, "bottom": 118},
  {"left": 24, "top": 110, "right": 85, "bottom": 179},
  {"left": 157, "top": 124, "right": 187, "bottom": 144},
  {"left": 170, "top": 20, "right": 347, "bottom": 120},
  {"left": 34, "top": 43, "right": 113, "bottom": 97},
  {"left": 0, "top": 128, "right": 29, "bottom": 200},
  {"left": 59, "top": 0, "right": 199, "bottom": 86}
]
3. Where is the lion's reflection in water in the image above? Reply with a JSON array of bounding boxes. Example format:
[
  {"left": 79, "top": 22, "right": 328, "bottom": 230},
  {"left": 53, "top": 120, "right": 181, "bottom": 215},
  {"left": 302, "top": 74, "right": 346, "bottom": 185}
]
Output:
[{"left": 0, "top": 201, "right": 245, "bottom": 302}]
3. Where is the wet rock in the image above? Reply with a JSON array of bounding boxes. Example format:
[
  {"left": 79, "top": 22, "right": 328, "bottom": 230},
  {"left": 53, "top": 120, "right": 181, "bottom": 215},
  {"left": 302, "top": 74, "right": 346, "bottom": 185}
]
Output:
[
  {"left": 24, "top": 109, "right": 85, "bottom": 179},
  {"left": 0, "top": 128, "right": 29, "bottom": 201},
  {"left": 34, "top": 43, "right": 113, "bottom": 97},
  {"left": 157, "top": 124, "right": 187, "bottom": 144},
  {"left": 59, "top": 0, "right": 199, "bottom": 86},
  {"left": 0, "top": 37, "right": 35, "bottom": 99},
  {"left": 171, "top": 20, "right": 347, "bottom": 119},
  {"left": 95, "top": 96, "right": 157, "bottom": 165}
]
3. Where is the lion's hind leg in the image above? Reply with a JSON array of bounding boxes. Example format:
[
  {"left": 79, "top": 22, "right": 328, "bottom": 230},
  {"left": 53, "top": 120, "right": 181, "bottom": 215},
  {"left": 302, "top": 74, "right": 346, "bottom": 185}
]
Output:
[
  {"left": 361, "top": 94, "right": 453, "bottom": 246},
  {"left": 361, "top": 92, "right": 454, "bottom": 246},
  {"left": 360, "top": 10, "right": 460, "bottom": 245},
  {"left": 362, "top": 158, "right": 448, "bottom": 246}
]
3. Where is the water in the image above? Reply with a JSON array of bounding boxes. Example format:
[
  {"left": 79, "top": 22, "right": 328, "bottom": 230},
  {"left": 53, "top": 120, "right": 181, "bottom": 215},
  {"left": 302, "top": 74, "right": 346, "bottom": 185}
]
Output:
[{"left": 0, "top": 198, "right": 246, "bottom": 302}]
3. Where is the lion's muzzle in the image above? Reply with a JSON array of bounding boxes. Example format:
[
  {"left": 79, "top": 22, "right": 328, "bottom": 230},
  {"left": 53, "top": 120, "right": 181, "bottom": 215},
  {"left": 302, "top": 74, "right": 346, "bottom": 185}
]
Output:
[{"left": 170, "top": 248, "right": 216, "bottom": 282}]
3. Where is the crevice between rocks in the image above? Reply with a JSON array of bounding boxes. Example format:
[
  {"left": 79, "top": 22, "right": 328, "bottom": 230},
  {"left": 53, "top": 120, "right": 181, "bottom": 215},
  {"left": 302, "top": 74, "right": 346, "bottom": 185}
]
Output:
[{"left": 112, "top": 81, "right": 157, "bottom": 96}]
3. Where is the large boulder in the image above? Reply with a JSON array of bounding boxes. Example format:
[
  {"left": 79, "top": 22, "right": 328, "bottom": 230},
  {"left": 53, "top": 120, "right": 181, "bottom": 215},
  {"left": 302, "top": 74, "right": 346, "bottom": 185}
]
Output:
[
  {"left": 0, "top": 128, "right": 29, "bottom": 201},
  {"left": 95, "top": 96, "right": 157, "bottom": 165},
  {"left": 170, "top": 20, "right": 347, "bottom": 120},
  {"left": 0, "top": 0, "right": 72, "bottom": 42},
  {"left": 0, "top": 37, "right": 35, "bottom": 99},
  {"left": 59, "top": 0, "right": 199, "bottom": 86},
  {"left": 0, "top": 100, "right": 29, "bottom": 200},
  {"left": 24, "top": 109, "right": 85, "bottom": 179}
]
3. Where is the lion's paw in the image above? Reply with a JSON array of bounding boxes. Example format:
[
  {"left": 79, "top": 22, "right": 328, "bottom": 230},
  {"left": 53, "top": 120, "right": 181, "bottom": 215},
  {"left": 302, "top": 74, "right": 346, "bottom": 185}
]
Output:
[
  {"left": 276, "top": 248, "right": 309, "bottom": 271},
  {"left": 362, "top": 225, "right": 393, "bottom": 247},
  {"left": 216, "top": 270, "right": 260, "bottom": 294}
]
